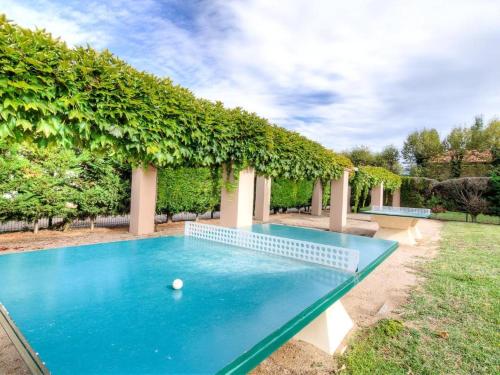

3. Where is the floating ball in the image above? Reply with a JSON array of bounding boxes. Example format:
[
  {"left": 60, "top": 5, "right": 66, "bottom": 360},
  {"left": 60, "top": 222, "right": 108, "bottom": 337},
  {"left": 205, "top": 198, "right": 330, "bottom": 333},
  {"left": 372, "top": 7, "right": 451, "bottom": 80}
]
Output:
[{"left": 172, "top": 279, "right": 183, "bottom": 290}]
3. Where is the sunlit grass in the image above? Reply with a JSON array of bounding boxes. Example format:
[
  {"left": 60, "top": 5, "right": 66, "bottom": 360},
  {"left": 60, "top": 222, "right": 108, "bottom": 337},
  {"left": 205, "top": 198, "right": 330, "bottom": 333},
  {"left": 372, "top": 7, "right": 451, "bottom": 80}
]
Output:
[{"left": 338, "top": 222, "right": 500, "bottom": 374}]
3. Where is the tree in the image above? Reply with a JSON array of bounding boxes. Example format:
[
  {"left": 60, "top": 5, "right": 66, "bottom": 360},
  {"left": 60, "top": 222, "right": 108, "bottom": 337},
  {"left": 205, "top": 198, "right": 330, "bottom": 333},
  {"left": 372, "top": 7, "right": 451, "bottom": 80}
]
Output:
[
  {"left": 444, "top": 127, "right": 471, "bottom": 178},
  {"left": 484, "top": 119, "right": 500, "bottom": 164},
  {"left": 344, "top": 146, "right": 376, "bottom": 166},
  {"left": 375, "top": 145, "right": 402, "bottom": 174},
  {"left": 74, "top": 154, "right": 129, "bottom": 231},
  {"left": 402, "top": 129, "right": 443, "bottom": 171},
  {"left": 432, "top": 178, "right": 491, "bottom": 222},
  {"left": 468, "top": 115, "right": 488, "bottom": 151}
]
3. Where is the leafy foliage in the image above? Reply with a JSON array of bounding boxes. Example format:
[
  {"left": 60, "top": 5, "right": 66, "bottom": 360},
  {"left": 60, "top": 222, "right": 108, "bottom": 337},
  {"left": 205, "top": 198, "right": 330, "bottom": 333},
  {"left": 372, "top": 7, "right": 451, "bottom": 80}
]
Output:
[
  {"left": 400, "top": 177, "right": 438, "bottom": 208},
  {"left": 350, "top": 166, "right": 402, "bottom": 211},
  {"left": 342, "top": 145, "right": 402, "bottom": 174},
  {"left": 156, "top": 167, "right": 220, "bottom": 219},
  {"left": 0, "top": 142, "right": 129, "bottom": 231},
  {"left": 0, "top": 16, "right": 351, "bottom": 180},
  {"left": 432, "top": 177, "right": 493, "bottom": 221},
  {"left": 402, "top": 128, "right": 443, "bottom": 169},
  {"left": 270, "top": 178, "right": 313, "bottom": 211}
]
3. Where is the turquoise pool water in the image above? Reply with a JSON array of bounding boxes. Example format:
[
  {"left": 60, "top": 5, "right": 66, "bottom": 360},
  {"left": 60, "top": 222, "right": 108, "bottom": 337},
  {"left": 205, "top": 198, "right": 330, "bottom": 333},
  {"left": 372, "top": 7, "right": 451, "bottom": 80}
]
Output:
[{"left": 0, "top": 224, "right": 397, "bottom": 374}]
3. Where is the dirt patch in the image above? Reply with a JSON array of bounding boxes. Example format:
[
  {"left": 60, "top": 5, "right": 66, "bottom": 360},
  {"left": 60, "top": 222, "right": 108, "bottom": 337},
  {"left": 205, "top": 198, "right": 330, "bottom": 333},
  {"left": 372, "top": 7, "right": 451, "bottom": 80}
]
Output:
[{"left": 0, "top": 214, "right": 443, "bottom": 374}]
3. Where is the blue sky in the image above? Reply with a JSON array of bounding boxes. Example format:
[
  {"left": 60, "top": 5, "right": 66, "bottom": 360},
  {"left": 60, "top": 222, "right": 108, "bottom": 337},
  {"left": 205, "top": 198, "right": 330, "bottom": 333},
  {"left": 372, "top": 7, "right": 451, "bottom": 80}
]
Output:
[{"left": 1, "top": 0, "right": 499, "bottom": 151}]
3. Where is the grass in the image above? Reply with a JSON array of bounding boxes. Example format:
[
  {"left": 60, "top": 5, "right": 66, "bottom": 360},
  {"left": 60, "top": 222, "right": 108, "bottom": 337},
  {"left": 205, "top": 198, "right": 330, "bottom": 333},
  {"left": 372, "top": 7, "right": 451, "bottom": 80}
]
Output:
[
  {"left": 338, "top": 222, "right": 500, "bottom": 374},
  {"left": 431, "top": 211, "right": 500, "bottom": 225}
]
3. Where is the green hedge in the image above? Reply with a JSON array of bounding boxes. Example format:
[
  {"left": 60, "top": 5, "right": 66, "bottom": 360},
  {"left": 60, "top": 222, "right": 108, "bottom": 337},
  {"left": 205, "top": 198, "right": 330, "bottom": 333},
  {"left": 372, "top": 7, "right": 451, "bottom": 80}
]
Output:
[
  {"left": 270, "top": 179, "right": 313, "bottom": 211},
  {"left": 400, "top": 177, "right": 437, "bottom": 208},
  {"left": 156, "top": 167, "right": 220, "bottom": 219},
  {"left": 0, "top": 16, "right": 352, "bottom": 180},
  {"left": 0, "top": 142, "right": 129, "bottom": 230}
]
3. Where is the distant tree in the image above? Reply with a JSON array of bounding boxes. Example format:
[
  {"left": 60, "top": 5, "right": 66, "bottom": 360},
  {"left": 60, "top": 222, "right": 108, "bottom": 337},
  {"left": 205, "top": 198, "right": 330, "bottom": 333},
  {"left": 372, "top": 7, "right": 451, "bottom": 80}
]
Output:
[
  {"left": 444, "top": 127, "right": 471, "bottom": 178},
  {"left": 345, "top": 146, "right": 376, "bottom": 166},
  {"left": 468, "top": 115, "right": 488, "bottom": 151},
  {"left": 484, "top": 119, "right": 500, "bottom": 164},
  {"left": 402, "top": 129, "right": 443, "bottom": 173},
  {"left": 375, "top": 145, "right": 402, "bottom": 174}
]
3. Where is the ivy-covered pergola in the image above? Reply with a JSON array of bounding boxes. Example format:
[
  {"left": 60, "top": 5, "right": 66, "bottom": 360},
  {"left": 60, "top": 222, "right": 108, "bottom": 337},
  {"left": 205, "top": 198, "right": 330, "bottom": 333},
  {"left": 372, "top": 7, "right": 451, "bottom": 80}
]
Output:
[{"left": 0, "top": 17, "right": 359, "bottom": 235}]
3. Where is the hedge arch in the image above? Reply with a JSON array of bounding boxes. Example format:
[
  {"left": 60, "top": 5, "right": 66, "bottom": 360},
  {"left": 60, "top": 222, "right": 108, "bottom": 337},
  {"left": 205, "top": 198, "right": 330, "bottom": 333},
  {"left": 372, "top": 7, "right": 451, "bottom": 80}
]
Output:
[{"left": 0, "top": 16, "right": 352, "bottom": 180}]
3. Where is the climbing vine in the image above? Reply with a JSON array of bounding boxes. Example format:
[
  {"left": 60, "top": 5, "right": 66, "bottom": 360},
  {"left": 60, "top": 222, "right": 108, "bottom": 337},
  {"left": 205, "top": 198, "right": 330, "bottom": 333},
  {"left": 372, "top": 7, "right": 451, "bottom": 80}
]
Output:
[
  {"left": 350, "top": 166, "right": 402, "bottom": 212},
  {"left": 0, "top": 16, "right": 352, "bottom": 181}
]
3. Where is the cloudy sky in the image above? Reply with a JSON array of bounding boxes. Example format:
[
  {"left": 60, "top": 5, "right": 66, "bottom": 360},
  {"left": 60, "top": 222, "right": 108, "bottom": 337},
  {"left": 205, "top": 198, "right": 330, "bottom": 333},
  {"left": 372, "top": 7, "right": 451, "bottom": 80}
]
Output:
[{"left": 1, "top": 0, "right": 499, "bottom": 151}]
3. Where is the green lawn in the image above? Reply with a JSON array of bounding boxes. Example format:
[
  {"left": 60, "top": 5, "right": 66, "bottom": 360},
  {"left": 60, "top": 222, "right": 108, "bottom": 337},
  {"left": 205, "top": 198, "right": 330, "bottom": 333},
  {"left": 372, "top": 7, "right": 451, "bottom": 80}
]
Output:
[
  {"left": 338, "top": 222, "right": 500, "bottom": 374},
  {"left": 431, "top": 211, "right": 500, "bottom": 225}
]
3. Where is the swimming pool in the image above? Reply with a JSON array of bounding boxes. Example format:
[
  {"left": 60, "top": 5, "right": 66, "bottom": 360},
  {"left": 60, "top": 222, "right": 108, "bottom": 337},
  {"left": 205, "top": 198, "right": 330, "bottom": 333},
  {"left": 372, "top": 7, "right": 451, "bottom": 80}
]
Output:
[{"left": 0, "top": 224, "right": 397, "bottom": 374}]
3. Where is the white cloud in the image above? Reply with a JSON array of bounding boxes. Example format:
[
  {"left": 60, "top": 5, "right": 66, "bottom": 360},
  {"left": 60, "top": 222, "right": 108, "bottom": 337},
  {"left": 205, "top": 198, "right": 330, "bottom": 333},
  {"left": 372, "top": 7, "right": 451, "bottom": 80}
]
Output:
[{"left": 1, "top": 0, "right": 499, "bottom": 151}]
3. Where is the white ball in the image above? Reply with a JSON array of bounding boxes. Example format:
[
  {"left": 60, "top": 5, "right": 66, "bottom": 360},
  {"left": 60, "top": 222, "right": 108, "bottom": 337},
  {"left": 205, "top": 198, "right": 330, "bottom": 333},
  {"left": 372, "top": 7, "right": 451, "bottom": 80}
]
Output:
[{"left": 172, "top": 278, "right": 183, "bottom": 290}]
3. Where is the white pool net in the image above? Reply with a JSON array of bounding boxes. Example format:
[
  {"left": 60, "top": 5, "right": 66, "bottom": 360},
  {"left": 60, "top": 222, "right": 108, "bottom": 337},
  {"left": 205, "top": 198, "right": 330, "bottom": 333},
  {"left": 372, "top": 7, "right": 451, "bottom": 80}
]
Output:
[
  {"left": 369, "top": 206, "right": 431, "bottom": 216},
  {"left": 185, "top": 222, "right": 359, "bottom": 273}
]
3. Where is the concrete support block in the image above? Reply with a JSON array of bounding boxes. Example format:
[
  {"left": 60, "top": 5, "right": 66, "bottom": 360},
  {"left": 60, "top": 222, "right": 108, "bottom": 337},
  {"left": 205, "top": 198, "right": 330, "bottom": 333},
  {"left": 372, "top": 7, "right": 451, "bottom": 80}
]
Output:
[
  {"left": 370, "top": 182, "right": 384, "bottom": 207},
  {"left": 392, "top": 189, "right": 401, "bottom": 207},
  {"left": 129, "top": 165, "right": 157, "bottom": 235},
  {"left": 329, "top": 170, "right": 349, "bottom": 232},
  {"left": 255, "top": 175, "right": 271, "bottom": 222},
  {"left": 372, "top": 215, "right": 420, "bottom": 246},
  {"left": 220, "top": 166, "right": 255, "bottom": 228},
  {"left": 295, "top": 300, "right": 353, "bottom": 354},
  {"left": 311, "top": 179, "right": 323, "bottom": 216}
]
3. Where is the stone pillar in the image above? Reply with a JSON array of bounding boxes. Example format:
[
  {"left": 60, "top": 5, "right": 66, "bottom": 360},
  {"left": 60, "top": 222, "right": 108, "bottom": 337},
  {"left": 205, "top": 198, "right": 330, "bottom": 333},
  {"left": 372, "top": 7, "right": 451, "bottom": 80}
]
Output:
[
  {"left": 129, "top": 165, "right": 157, "bottom": 235},
  {"left": 220, "top": 165, "right": 255, "bottom": 228},
  {"left": 392, "top": 188, "right": 401, "bottom": 207},
  {"left": 370, "top": 182, "right": 384, "bottom": 208},
  {"left": 254, "top": 175, "right": 271, "bottom": 222},
  {"left": 329, "top": 170, "right": 349, "bottom": 232},
  {"left": 311, "top": 179, "right": 323, "bottom": 216},
  {"left": 347, "top": 185, "right": 352, "bottom": 213}
]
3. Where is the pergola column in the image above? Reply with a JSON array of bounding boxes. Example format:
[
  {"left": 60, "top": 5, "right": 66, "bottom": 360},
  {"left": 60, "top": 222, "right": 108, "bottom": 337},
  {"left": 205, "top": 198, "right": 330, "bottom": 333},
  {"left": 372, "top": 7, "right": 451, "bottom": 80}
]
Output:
[
  {"left": 392, "top": 188, "right": 401, "bottom": 207},
  {"left": 129, "top": 165, "right": 157, "bottom": 235},
  {"left": 370, "top": 182, "right": 384, "bottom": 208},
  {"left": 311, "top": 179, "right": 323, "bottom": 216},
  {"left": 347, "top": 185, "right": 352, "bottom": 213},
  {"left": 254, "top": 175, "right": 271, "bottom": 222},
  {"left": 329, "top": 170, "right": 349, "bottom": 232},
  {"left": 220, "top": 165, "right": 255, "bottom": 228}
]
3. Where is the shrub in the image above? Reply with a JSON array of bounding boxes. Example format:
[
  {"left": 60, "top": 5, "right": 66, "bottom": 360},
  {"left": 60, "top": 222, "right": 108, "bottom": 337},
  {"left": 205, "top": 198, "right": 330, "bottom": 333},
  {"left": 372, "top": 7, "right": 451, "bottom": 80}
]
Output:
[
  {"left": 270, "top": 179, "right": 313, "bottom": 212},
  {"left": 432, "top": 177, "right": 492, "bottom": 222},
  {"left": 489, "top": 167, "right": 500, "bottom": 216},
  {"left": 400, "top": 177, "right": 437, "bottom": 208},
  {"left": 156, "top": 167, "right": 220, "bottom": 220}
]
